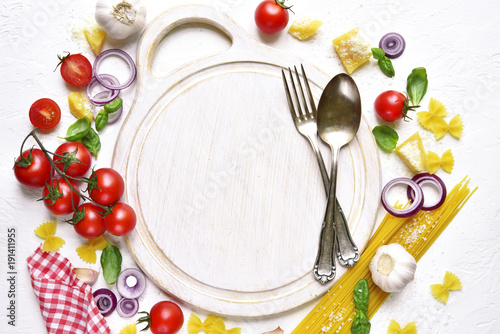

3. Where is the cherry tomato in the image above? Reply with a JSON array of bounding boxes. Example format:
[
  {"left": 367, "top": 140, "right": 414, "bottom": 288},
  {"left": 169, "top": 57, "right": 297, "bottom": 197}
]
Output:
[
  {"left": 53, "top": 142, "right": 92, "bottom": 177},
  {"left": 29, "top": 98, "right": 61, "bottom": 130},
  {"left": 59, "top": 53, "right": 92, "bottom": 86},
  {"left": 104, "top": 202, "right": 136, "bottom": 236},
  {"left": 73, "top": 203, "right": 106, "bottom": 239},
  {"left": 139, "top": 301, "right": 184, "bottom": 334},
  {"left": 14, "top": 148, "right": 52, "bottom": 188},
  {"left": 89, "top": 168, "right": 125, "bottom": 206},
  {"left": 255, "top": 0, "right": 290, "bottom": 34},
  {"left": 42, "top": 179, "right": 80, "bottom": 215},
  {"left": 374, "top": 90, "right": 411, "bottom": 122}
]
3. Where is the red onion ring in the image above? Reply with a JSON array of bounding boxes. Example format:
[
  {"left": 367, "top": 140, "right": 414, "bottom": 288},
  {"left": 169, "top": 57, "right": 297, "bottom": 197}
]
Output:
[
  {"left": 116, "top": 268, "right": 146, "bottom": 299},
  {"left": 87, "top": 75, "right": 120, "bottom": 106},
  {"left": 117, "top": 298, "right": 139, "bottom": 318},
  {"left": 379, "top": 32, "right": 406, "bottom": 59},
  {"left": 407, "top": 173, "right": 447, "bottom": 211},
  {"left": 381, "top": 177, "right": 424, "bottom": 217},
  {"left": 93, "top": 288, "right": 117, "bottom": 317},
  {"left": 93, "top": 49, "right": 137, "bottom": 91}
]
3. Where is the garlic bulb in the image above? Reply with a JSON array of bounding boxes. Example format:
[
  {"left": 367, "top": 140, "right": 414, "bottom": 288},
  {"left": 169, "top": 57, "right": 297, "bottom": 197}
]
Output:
[
  {"left": 369, "top": 243, "right": 417, "bottom": 293},
  {"left": 95, "top": 0, "right": 147, "bottom": 40}
]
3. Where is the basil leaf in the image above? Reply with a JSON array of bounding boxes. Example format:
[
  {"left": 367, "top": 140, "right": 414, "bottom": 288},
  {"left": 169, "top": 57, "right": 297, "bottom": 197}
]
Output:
[
  {"left": 63, "top": 117, "right": 91, "bottom": 141},
  {"left": 406, "top": 67, "right": 428, "bottom": 105},
  {"left": 371, "top": 48, "right": 395, "bottom": 77},
  {"left": 351, "top": 311, "right": 371, "bottom": 334},
  {"left": 372, "top": 126, "right": 399, "bottom": 152},
  {"left": 104, "top": 97, "right": 123, "bottom": 113},
  {"left": 81, "top": 127, "right": 101, "bottom": 158},
  {"left": 371, "top": 47, "right": 385, "bottom": 60},
  {"left": 379, "top": 58, "right": 395, "bottom": 77},
  {"left": 101, "top": 242, "right": 122, "bottom": 284},
  {"left": 95, "top": 110, "right": 108, "bottom": 132},
  {"left": 353, "top": 278, "right": 370, "bottom": 313}
]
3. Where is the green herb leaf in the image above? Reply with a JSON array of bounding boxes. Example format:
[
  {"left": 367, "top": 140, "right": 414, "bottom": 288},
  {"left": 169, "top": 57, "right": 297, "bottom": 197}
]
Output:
[
  {"left": 101, "top": 242, "right": 122, "bottom": 284},
  {"left": 81, "top": 127, "right": 101, "bottom": 158},
  {"left": 372, "top": 126, "right": 399, "bottom": 152},
  {"left": 95, "top": 110, "right": 108, "bottom": 132},
  {"left": 371, "top": 47, "right": 385, "bottom": 60},
  {"left": 104, "top": 97, "right": 123, "bottom": 114},
  {"left": 379, "top": 58, "right": 395, "bottom": 77},
  {"left": 353, "top": 278, "right": 370, "bottom": 313},
  {"left": 63, "top": 117, "right": 91, "bottom": 141},
  {"left": 371, "top": 48, "right": 395, "bottom": 77},
  {"left": 407, "top": 67, "right": 428, "bottom": 105},
  {"left": 351, "top": 310, "right": 371, "bottom": 334}
]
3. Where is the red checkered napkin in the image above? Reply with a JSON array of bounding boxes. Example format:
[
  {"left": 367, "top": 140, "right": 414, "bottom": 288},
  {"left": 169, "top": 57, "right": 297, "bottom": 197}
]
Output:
[{"left": 27, "top": 245, "right": 111, "bottom": 334}]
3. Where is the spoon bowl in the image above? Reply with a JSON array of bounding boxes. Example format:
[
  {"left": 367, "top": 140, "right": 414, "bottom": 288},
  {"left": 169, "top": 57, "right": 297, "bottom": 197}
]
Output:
[{"left": 313, "top": 73, "right": 362, "bottom": 283}]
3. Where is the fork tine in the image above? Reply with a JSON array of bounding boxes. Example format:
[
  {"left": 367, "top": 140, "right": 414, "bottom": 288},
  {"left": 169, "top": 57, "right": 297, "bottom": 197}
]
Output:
[
  {"left": 287, "top": 67, "right": 305, "bottom": 117},
  {"left": 293, "top": 65, "right": 310, "bottom": 117},
  {"left": 282, "top": 69, "right": 299, "bottom": 121},
  {"left": 301, "top": 64, "right": 317, "bottom": 115}
]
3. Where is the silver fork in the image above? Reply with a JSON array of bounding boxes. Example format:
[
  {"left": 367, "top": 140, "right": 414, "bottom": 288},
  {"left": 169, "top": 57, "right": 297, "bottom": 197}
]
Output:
[{"left": 282, "top": 65, "right": 359, "bottom": 271}]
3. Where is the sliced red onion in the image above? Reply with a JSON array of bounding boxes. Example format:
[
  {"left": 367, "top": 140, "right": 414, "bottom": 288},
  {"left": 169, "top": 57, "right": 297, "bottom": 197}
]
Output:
[
  {"left": 407, "top": 173, "right": 447, "bottom": 211},
  {"left": 87, "top": 75, "right": 120, "bottom": 106},
  {"left": 116, "top": 268, "right": 146, "bottom": 299},
  {"left": 93, "top": 288, "right": 117, "bottom": 317},
  {"left": 381, "top": 177, "right": 423, "bottom": 217},
  {"left": 106, "top": 104, "right": 123, "bottom": 124},
  {"left": 379, "top": 32, "right": 406, "bottom": 59},
  {"left": 117, "top": 298, "right": 139, "bottom": 318},
  {"left": 93, "top": 49, "right": 137, "bottom": 91}
]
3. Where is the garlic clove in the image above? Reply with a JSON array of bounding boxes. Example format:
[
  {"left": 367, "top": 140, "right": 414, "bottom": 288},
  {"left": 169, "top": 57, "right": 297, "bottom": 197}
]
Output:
[
  {"left": 74, "top": 268, "right": 99, "bottom": 285},
  {"left": 369, "top": 243, "right": 416, "bottom": 293},
  {"left": 263, "top": 327, "right": 284, "bottom": 334}
]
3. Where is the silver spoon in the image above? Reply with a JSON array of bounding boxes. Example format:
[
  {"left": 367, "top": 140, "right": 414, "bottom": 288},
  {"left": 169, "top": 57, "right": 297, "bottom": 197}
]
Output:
[{"left": 313, "top": 73, "right": 361, "bottom": 284}]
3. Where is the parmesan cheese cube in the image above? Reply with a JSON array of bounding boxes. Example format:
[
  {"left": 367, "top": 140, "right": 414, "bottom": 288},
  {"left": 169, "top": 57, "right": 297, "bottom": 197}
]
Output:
[
  {"left": 395, "top": 132, "right": 427, "bottom": 173},
  {"left": 332, "top": 27, "right": 372, "bottom": 74}
]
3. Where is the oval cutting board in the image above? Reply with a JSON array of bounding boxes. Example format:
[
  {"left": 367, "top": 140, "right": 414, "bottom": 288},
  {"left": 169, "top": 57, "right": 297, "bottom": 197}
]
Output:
[{"left": 112, "top": 5, "right": 380, "bottom": 317}]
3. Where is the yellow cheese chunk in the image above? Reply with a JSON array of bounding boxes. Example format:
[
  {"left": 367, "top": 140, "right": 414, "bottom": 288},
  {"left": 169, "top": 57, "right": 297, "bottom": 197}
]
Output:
[
  {"left": 395, "top": 132, "right": 427, "bottom": 174},
  {"left": 84, "top": 25, "right": 106, "bottom": 56},
  {"left": 68, "top": 92, "right": 93, "bottom": 121},
  {"left": 332, "top": 27, "right": 372, "bottom": 74},
  {"left": 288, "top": 17, "right": 323, "bottom": 40}
]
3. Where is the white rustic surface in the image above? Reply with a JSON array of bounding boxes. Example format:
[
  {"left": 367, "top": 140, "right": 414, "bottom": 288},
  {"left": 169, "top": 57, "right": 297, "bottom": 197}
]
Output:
[{"left": 0, "top": 0, "right": 499, "bottom": 333}]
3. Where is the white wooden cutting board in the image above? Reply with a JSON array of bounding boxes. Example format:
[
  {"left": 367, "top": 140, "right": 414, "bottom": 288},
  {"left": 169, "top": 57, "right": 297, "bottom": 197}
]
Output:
[{"left": 112, "top": 5, "right": 380, "bottom": 317}]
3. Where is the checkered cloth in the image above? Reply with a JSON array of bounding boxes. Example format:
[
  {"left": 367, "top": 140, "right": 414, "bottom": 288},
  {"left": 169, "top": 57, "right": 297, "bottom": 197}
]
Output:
[{"left": 27, "top": 245, "right": 111, "bottom": 334}]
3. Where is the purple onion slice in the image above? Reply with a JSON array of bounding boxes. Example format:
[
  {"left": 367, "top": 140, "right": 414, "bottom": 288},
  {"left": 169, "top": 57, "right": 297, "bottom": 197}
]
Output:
[
  {"left": 93, "top": 49, "right": 137, "bottom": 91},
  {"left": 379, "top": 32, "right": 406, "bottom": 59},
  {"left": 381, "top": 177, "right": 423, "bottom": 217},
  {"left": 116, "top": 268, "right": 146, "bottom": 299},
  {"left": 93, "top": 288, "right": 117, "bottom": 317},
  {"left": 87, "top": 75, "right": 120, "bottom": 106},
  {"left": 407, "top": 173, "right": 447, "bottom": 211},
  {"left": 117, "top": 298, "right": 139, "bottom": 318}
]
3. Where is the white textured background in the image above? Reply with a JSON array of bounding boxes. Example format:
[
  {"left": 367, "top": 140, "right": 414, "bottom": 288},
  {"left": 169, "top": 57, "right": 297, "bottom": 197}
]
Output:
[{"left": 1, "top": 0, "right": 499, "bottom": 333}]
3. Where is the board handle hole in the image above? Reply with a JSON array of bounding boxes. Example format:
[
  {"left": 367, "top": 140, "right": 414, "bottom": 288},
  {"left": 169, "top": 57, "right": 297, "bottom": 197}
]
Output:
[{"left": 152, "top": 22, "right": 232, "bottom": 78}]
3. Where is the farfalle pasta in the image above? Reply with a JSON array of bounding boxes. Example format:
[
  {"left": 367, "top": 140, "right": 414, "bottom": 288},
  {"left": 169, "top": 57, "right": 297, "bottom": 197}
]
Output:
[
  {"left": 417, "top": 98, "right": 448, "bottom": 131},
  {"left": 432, "top": 115, "right": 463, "bottom": 140},
  {"left": 118, "top": 323, "right": 137, "bottom": 334},
  {"left": 417, "top": 98, "right": 463, "bottom": 140},
  {"left": 34, "top": 221, "right": 65, "bottom": 252},
  {"left": 387, "top": 320, "right": 417, "bottom": 334},
  {"left": 208, "top": 318, "right": 241, "bottom": 334},
  {"left": 430, "top": 271, "right": 462, "bottom": 304},
  {"left": 76, "top": 236, "right": 107, "bottom": 263},
  {"left": 187, "top": 314, "right": 225, "bottom": 334},
  {"left": 427, "top": 149, "right": 454, "bottom": 174}
]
